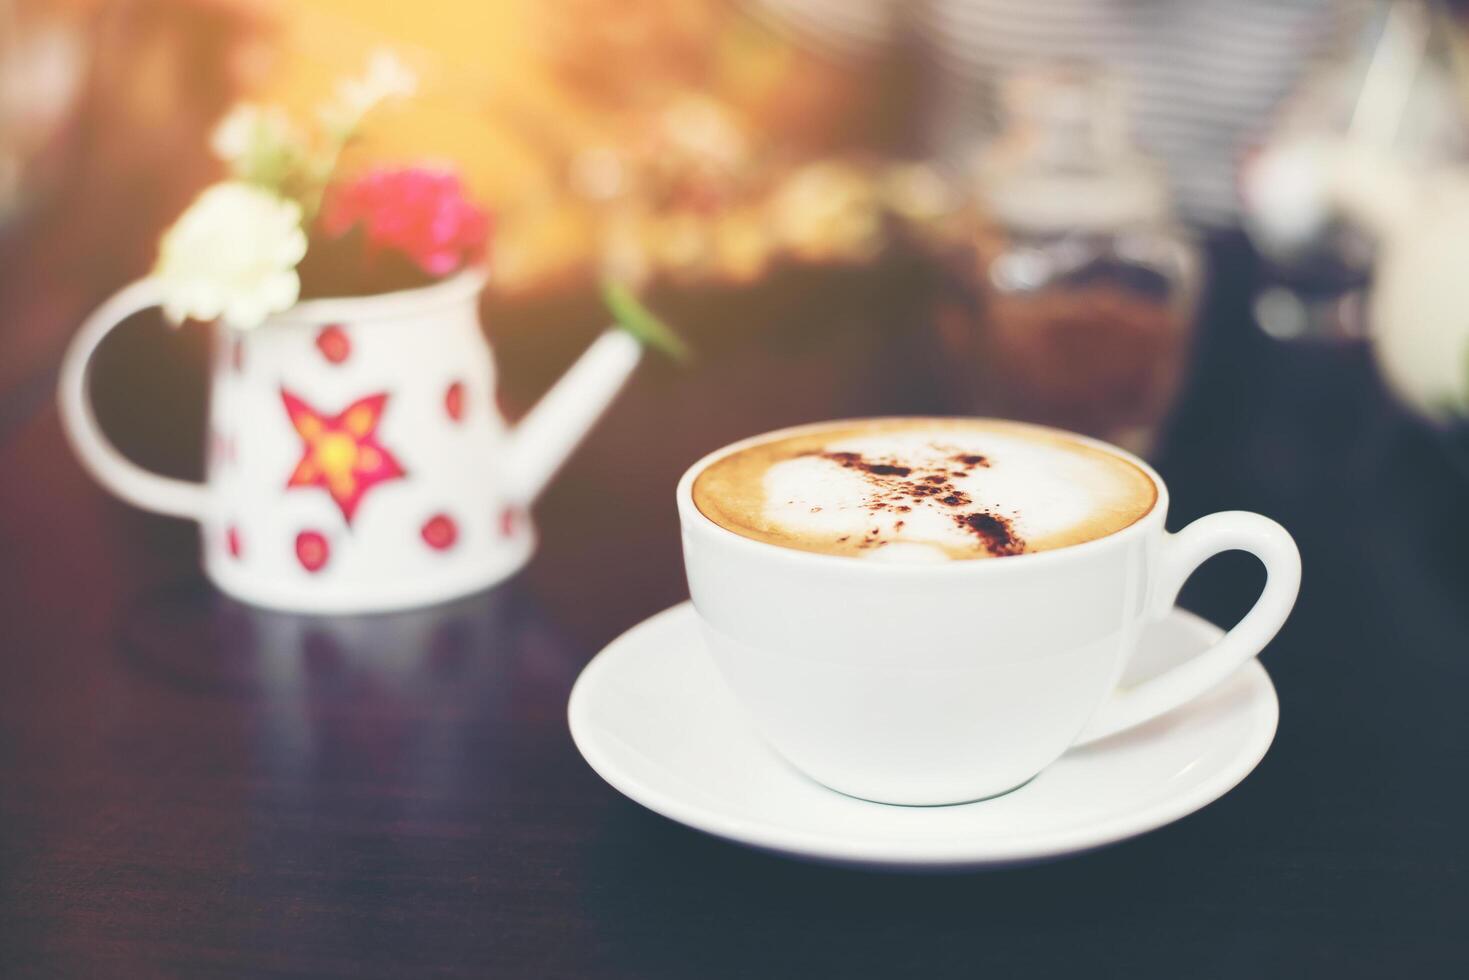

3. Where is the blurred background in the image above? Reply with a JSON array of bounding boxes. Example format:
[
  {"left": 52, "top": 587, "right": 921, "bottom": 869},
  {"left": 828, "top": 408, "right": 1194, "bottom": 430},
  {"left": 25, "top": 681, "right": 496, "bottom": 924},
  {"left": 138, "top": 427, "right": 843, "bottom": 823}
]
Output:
[
  {"left": 4, "top": 4, "right": 1469, "bottom": 975},
  {"left": 3, "top": 0, "right": 1469, "bottom": 630}
]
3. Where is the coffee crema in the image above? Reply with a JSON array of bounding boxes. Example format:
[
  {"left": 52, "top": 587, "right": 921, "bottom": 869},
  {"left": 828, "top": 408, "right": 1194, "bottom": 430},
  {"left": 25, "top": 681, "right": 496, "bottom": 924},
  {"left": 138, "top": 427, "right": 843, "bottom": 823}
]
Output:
[{"left": 692, "top": 419, "right": 1157, "bottom": 561}]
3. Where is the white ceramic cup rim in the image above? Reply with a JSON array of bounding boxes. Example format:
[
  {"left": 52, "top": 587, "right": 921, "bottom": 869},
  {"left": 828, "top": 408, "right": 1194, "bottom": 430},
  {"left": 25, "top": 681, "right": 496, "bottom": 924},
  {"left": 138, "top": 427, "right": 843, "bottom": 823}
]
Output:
[{"left": 675, "top": 417, "right": 1171, "bottom": 575}]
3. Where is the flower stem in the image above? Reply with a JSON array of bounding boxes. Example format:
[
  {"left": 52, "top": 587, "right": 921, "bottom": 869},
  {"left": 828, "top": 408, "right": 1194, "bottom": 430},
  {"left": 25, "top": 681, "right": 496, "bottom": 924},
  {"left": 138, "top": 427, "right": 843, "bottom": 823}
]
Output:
[{"left": 602, "top": 281, "right": 691, "bottom": 362}]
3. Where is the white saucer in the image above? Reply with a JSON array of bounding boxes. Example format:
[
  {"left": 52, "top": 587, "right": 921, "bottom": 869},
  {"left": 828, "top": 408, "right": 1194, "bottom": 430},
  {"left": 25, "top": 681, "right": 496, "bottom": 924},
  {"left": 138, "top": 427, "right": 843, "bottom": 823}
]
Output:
[{"left": 568, "top": 602, "right": 1278, "bottom": 870}]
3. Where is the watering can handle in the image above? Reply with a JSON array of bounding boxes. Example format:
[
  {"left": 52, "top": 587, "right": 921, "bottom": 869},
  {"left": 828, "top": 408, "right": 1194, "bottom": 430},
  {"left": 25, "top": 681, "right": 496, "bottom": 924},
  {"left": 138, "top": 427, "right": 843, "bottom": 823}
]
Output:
[{"left": 57, "top": 278, "right": 210, "bottom": 521}]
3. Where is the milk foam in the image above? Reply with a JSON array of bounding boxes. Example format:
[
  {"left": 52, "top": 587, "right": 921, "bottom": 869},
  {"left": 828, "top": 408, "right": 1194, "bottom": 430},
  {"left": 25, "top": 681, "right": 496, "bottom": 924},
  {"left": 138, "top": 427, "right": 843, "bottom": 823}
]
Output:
[{"left": 755, "top": 427, "right": 1151, "bottom": 560}]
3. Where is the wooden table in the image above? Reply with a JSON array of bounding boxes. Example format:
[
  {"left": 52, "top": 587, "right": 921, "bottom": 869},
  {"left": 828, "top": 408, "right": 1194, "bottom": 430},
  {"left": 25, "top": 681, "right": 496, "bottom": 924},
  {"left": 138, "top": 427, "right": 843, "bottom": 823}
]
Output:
[{"left": 2, "top": 238, "right": 1466, "bottom": 978}]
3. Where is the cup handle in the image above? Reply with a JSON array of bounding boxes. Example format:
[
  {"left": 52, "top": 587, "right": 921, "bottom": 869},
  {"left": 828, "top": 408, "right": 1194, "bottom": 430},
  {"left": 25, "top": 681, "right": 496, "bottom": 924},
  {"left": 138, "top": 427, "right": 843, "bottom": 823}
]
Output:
[
  {"left": 57, "top": 278, "right": 210, "bottom": 520},
  {"left": 1073, "top": 511, "right": 1301, "bottom": 746}
]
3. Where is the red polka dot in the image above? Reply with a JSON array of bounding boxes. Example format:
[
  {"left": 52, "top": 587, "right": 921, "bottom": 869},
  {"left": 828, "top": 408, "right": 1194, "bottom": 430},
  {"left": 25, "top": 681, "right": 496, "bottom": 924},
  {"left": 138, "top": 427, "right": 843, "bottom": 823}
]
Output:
[
  {"left": 499, "top": 507, "right": 517, "bottom": 538},
  {"left": 226, "top": 526, "right": 242, "bottom": 558},
  {"left": 315, "top": 325, "right": 351, "bottom": 364},
  {"left": 421, "top": 513, "right": 459, "bottom": 550},
  {"left": 445, "top": 381, "right": 465, "bottom": 421},
  {"left": 296, "top": 530, "right": 330, "bottom": 572}
]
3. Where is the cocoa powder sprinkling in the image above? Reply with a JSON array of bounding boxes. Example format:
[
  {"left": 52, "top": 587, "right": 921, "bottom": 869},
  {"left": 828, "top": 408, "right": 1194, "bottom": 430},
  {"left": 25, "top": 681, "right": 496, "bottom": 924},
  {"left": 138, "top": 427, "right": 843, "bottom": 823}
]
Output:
[
  {"left": 955, "top": 511, "right": 1024, "bottom": 556},
  {"left": 808, "top": 445, "right": 1028, "bottom": 557}
]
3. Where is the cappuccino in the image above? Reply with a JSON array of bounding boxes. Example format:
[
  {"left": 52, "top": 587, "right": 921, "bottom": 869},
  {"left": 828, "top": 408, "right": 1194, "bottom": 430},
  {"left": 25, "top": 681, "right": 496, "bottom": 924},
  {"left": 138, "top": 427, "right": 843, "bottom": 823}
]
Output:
[{"left": 692, "top": 419, "right": 1156, "bottom": 561}]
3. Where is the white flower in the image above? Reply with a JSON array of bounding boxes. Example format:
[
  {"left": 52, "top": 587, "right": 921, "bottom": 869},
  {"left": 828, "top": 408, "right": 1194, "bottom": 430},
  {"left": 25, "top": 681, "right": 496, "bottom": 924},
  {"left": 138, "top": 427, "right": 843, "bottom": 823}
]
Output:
[
  {"left": 321, "top": 48, "right": 418, "bottom": 134},
  {"left": 155, "top": 182, "right": 307, "bottom": 330},
  {"left": 210, "top": 103, "right": 296, "bottom": 164}
]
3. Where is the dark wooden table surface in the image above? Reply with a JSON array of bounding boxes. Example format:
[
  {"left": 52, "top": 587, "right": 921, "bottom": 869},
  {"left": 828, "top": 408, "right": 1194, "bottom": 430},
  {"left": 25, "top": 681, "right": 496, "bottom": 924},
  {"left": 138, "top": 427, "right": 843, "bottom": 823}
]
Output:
[{"left": 2, "top": 237, "right": 1467, "bottom": 978}]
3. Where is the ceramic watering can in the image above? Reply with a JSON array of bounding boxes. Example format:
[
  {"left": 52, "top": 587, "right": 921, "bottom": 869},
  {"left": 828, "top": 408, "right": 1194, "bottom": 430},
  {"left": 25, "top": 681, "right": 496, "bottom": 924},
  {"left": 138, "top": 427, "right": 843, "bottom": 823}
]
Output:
[{"left": 59, "top": 269, "right": 641, "bottom": 612}]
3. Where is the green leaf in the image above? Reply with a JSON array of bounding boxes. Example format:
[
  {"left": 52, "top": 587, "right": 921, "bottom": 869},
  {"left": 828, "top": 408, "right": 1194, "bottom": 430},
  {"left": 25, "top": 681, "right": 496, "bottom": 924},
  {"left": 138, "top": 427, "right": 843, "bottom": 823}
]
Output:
[{"left": 602, "top": 281, "right": 691, "bottom": 362}]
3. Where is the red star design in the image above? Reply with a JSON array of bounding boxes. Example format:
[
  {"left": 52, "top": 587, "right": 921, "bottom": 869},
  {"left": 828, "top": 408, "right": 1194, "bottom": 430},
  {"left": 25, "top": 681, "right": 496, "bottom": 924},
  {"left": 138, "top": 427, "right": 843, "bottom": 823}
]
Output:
[{"left": 282, "top": 389, "right": 406, "bottom": 524}]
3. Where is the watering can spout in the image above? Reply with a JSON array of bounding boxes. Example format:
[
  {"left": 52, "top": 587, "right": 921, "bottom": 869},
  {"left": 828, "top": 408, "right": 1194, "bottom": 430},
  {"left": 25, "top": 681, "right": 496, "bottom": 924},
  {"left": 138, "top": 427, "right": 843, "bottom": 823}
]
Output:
[{"left": 504, "top": 329, "right": 642, "bottom": 504}]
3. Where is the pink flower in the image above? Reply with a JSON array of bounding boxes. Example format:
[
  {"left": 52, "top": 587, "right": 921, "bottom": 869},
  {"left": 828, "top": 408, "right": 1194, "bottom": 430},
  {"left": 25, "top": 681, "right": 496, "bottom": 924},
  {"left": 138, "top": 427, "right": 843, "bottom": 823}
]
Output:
[{"left": 320, "top": 167, "right": 490, "bottom": 278}]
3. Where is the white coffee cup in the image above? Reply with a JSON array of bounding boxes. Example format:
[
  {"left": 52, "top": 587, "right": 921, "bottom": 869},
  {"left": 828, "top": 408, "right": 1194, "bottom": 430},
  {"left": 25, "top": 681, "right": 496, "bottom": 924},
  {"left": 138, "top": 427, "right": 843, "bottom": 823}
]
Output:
[{"left": 676, "top": 421, "right": 1301, "bottom": 806}]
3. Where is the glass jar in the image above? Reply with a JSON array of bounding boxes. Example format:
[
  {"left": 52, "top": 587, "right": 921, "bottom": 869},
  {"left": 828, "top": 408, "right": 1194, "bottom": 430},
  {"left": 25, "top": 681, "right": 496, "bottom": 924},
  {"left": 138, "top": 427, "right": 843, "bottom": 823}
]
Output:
[{"left": 948, "top": 65, "right": 1200, "bottom": 458}]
